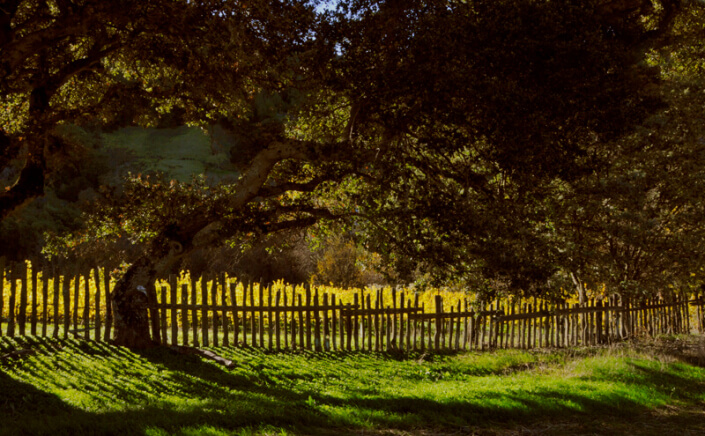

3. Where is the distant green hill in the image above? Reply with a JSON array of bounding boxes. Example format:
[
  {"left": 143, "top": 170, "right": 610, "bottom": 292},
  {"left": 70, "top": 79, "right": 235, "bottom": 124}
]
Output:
[
  {"left": 0, "top": 124, "right": 241, "bottom": 259},
  {"left": 97, "top": 124, "right": 240, "bottom": 185}
]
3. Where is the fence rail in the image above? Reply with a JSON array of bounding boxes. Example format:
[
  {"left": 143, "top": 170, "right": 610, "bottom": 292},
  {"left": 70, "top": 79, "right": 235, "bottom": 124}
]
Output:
[{"left": 1, "top": 261, "right": 704, "bottom": 352}]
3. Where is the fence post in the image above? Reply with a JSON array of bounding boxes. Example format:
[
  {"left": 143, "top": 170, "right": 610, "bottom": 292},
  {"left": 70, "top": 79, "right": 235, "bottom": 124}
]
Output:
[
  {"left": 7, "top": 265, "right": 16, "bottom": 336},
  {"left": 103, "top": 270, "right": 112, "bottom": 342},
  {"left": 330, "top": 293, "right": 336, "bottom": 350},
  {"left": 158, "top": 284, "right": 167, "bottom": 345},
  {"left": 322, "top": 293, "right": 328, "bottom": 351},
  {"left": 314, "top": 289, "right": 322, "bottom": 351},
  {"left": 17, "top": 262, "right": 27, "bottom": 336},
  {"left": 283, "top": 288, "right": 289, "bottom": 350},
  {"left": 169, "top": 277, "right": 177, "bottom": 346},
  {"left": 182, "top": 284, "right": 190, "bottom": 346},
  {"left": 276, "top": 290, "right": 282, "bottom": 351},
  {"left": 367, "top": 293, "right": 373, "bottom": 350},
  {"left": 353, "top": 292, "right": 359, "bottom": 351},
  {"left": 42, "top": 269, "right": 49, "bottom": 337},
  {"left": 696, "top": 294, "right": 703, "bottom": 334},
  {"left": 51, "top": 272, "right": 59, "bottom": 338},
  {"left": 31, "top": 265, "right": 38, "bottom": 336},
  {"left": 282, "top": 287, "right": 286, "bottom": 349},
  {"left": 434, "top": 295, "right": 442, "bottom": 350},
  {"left": 211, "top": 277, "right": 220, "bottom": 347},
  {"left": 82, "top": 271, "right": 90, "bottom": 340},
  {"left": 290, "top": 289, "right": 297, "bottom": 350},
  {"left": 231, "top": 282, "right": 239, "bottom": 347},
  {"left": 93, "top": 268, "right": 101, "bottom": 341},
  {"left": 267, "top": 285, "right": 273, "bottom": 350},
  {"left": 305, "top": 284, "right": 312, "bottom": 350},
  {"left": 253, "top": 279, "right": 262, "bottom": 348}
]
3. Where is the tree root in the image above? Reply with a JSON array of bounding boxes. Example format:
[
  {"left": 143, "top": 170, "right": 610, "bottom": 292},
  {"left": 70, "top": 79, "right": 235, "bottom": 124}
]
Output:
[{"left": 168, "top": 345, "right": 235, "bottom": 369}]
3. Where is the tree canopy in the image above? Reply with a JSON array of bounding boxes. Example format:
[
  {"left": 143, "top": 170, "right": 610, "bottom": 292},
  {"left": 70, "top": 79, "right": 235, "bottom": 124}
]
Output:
[{"left": 2, "top": 0, "right": 705, "bottom": 347}]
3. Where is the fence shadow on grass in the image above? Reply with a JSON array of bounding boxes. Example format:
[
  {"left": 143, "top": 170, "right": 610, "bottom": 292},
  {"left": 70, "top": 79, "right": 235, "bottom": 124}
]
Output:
[{"left": 2, "top": 338, "right": 705, "bottom": 435}]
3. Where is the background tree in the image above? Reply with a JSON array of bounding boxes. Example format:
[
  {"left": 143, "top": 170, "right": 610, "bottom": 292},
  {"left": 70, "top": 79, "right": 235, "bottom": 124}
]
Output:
[{"left": 329, "top": 0, "right": 684, "bottom": 296}]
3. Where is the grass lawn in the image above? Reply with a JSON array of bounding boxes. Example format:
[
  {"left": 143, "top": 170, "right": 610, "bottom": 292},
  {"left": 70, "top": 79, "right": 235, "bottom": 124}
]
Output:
[{"left": 1, "top": 335, "right": 704, "bottom": 436}]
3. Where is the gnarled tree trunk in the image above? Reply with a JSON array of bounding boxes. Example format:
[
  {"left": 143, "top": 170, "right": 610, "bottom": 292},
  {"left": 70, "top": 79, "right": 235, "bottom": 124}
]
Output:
[
  {"left": 110, "top": 229, "right": 201, "bottom": 348},
  {"left": 110, "top": 256, "right": 159, "bottom": 349}
]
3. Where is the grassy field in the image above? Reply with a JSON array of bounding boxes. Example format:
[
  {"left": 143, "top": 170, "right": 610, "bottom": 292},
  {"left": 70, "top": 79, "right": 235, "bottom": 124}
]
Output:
[{"left": 1, "top": 335, "right": 704, "bottom": 436}]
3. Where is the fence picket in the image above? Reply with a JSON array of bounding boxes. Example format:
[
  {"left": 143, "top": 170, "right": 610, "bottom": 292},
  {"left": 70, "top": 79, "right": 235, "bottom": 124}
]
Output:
[
  {"left": 322, "top": 293, "right": 328, "bottom": 351},
  {"left": 7, "top": 266, "right": 17, "bottom": 336},
  {"left": 314, "top": 290, "right": 322, "bottom": 351},
  {"left": 104, "top": 272, "right": 112, "bottom": 341},
  {"left": 305, "top": 285, "right": 312, "bottom": 350},
  {"left": 221, "top": 275, "right": 228, "bottom": 347},
  {"left": 259, "top": 284, "right": 265, "bottom": 349},
  {"left": 71, "top": 275, "right": 78, "bottom": 337},
  {"left": 170, "top": 279, "right": 177, "bottom": 346},
  {"left": 267, "top": 286, "right": 273, "bottom": 350},
  {"left": 18, "top": 264, "right": 27, "bottom": 336},
  {"left": 353, "top": 293, "right": 359, "bottom": 351},
  {"left": 61, "top": 274, "right": 71, "bottom": 339},
  {"left": 52, "top": 273, "right": 59, "bottom": 338},
  {"left": 212, "top": 275, "right": 220, "bottom": 347},
  {"left": 251, "top": 283, "right": 258, "bottom": 346},
  {"left": 367, "top": 294, "right": 373, "bottom": 350},
  {"left": 180, "top": 284, "right": 189, "bottom": 346},
  {"left": 41, "top": 271, "right": 48, "bottom": 337},
  {"left": 83, "top": 272, "right": 90, "bottom": 340},
  {"left": 159, "top": 285, "right": 167, "bottom": 345},
  {"left": 31, "top": 267, "right": 38, "bottom": 336},
  {"left": 330, "top": 294, "right": 336, "bottom": 350},
  {"left": 93, "top": 269, "right": 101, "bottom": 341},
  {"left": 201, "top": 276, "right": 209, "bottom": 347},
  {"left": 230, "top": 283, "right": 238, "bottom": 347}
]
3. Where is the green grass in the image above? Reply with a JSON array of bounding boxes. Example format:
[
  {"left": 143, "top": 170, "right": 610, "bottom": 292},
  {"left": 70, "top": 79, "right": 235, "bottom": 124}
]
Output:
[{"left": 1, "top": 336, "right": 704, "bottom": 436}]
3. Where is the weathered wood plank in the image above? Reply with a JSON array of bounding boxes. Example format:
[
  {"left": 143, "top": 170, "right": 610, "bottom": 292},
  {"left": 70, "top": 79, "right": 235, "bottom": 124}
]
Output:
[
  {"left": 93, "top": 269, "right": 101, "bottom": 341},
  {"left": 42, "top": 270, "right": 49, "bottom": 337},
  {"left": 191, "top": 276, "right": 199, "bottom": 347},
  {"left": 211, "top": 277, "right": 219, "bottom": 348},
  {"left": 53, "top": 274, "right": 62, "bottom": 338},
  {"left": 181, "top": 284, "right": 190, "bottom": 346},
  {"left": 170, "top": 279, "right": 178, "bottom": 346},
  {"left": 159, "top": 285, "right": 168, "bottom": 346},
  {"left": 31, "top": 267, "right": 38, "bottom": 336},
  {"left": 18, "top": 263, "right": 27, "bottom": 336},
  {"left": 202, "top": 275, "right": 209, "bottom": 347},
  {"left": 275, "top": 290, "right": 281, "bottom": 350},
  {"left": 104, "top": 271, "right": 112, "bottom": 342},
  {"left": 230, "top": 283, "right": 238, "bottom": 347},
  {"left": 314, "top": 290, "right": 322, "bottom": 351},
  {"left": 322, "top": 293, "right": 329, "bottom": 351},
  {"left": 7, "top": 266, "right": 17, "bottom": 336},
  {"left": 221, "top": 275, "right": 229, "bottom": 347},
  {"left": 83, "top": 271, "right": 90, "bottom": 340},
  {"left": 306, "top": 285, "right": 312, "bottom": 350},
  {"left": 258, "top": 284, "right": 264, "bottom": 348}
]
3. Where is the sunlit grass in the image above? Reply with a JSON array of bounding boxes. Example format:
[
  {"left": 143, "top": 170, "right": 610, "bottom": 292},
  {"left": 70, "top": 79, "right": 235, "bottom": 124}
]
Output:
[{"left": 2, "top": 336, "right": 705, "bottom": 435}]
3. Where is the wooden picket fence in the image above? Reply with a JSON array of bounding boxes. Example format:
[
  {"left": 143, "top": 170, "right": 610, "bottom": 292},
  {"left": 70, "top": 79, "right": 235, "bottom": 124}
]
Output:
[{"left": 1, "top": 261, "right": 705, "bottom": 352}]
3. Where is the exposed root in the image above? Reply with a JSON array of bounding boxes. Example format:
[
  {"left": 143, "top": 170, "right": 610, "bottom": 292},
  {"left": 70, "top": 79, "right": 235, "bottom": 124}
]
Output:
[{"left": 169, "top": 345, "right": 235, "bottom": 369}]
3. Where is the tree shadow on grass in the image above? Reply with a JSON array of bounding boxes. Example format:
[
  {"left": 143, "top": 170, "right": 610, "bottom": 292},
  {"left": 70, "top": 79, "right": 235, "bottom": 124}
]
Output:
[{"left": 2, "top": 339, "right": 705, "bottom": 436}]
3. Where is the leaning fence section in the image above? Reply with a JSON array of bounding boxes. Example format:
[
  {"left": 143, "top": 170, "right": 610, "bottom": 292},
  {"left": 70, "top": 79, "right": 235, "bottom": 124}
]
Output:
[{"left": 1, "top": 261, "right": 705, "bottom": 352}]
